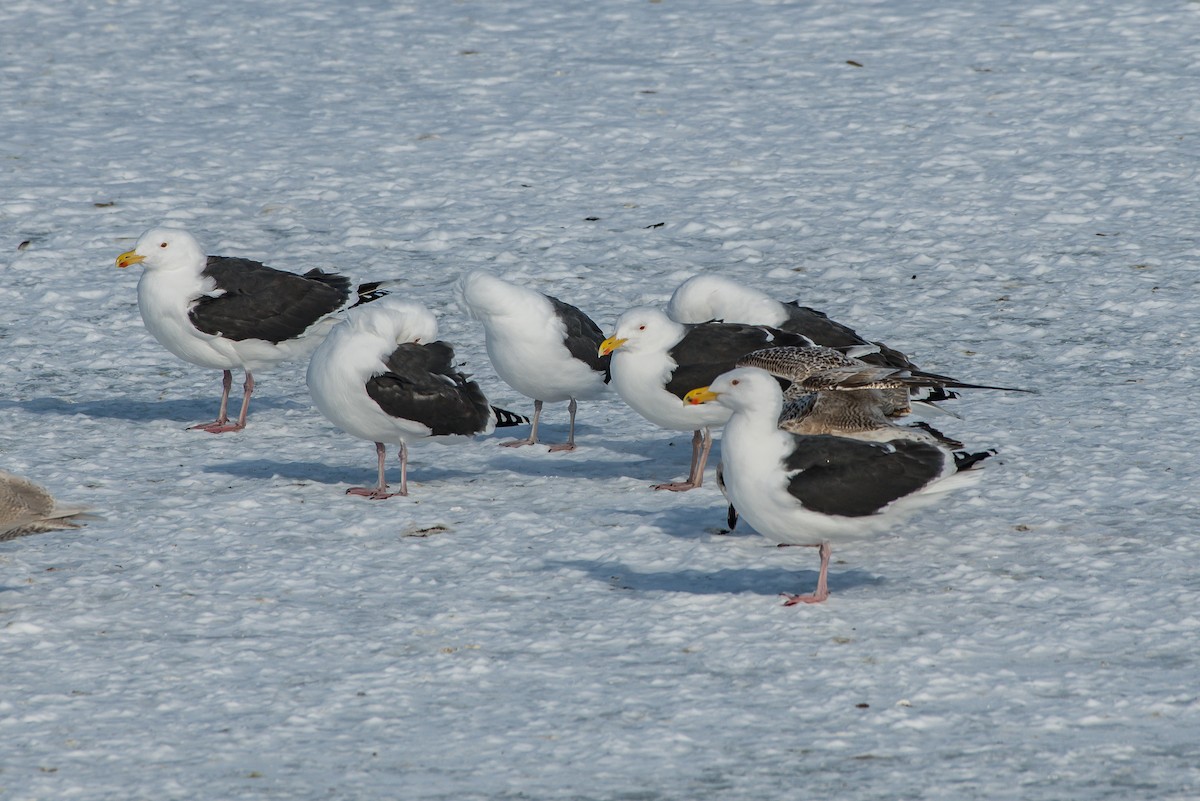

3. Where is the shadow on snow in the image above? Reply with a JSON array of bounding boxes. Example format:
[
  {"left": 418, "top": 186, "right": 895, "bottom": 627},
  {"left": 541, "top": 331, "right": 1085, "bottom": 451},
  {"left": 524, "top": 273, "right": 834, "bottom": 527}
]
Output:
[
  {"left": 0, "top": 395, "right": 295, "bottom": 424},
  {"left": 544, "top": 557, "right": 882, "bottom": 598}
]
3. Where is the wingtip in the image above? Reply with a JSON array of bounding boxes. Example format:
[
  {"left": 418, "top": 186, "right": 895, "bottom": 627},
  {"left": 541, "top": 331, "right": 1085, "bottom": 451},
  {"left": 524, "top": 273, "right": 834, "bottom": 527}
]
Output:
[{"left": 491, "top": 406, "right": 531, "bottom": 428}]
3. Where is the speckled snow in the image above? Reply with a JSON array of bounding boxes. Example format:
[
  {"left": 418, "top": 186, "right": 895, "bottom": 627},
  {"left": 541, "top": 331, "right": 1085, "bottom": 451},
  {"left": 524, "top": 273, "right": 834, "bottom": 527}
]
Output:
[{"left": 3, "top": 0, "right": 1200, "bottom": 799}]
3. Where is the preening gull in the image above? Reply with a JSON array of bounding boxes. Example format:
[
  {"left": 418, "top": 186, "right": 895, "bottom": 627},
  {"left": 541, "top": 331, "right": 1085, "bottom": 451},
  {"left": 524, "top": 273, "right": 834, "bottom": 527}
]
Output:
[
  {"left": 307, "top": 297, "right": 527, "bottom": 499},
  {"left": 598, "top": 306, "right": 798, "bottom": 491},
  {"left": 117, "top": 227, "right": 384, "bottom": 433},
  {"left": 457, "top": 271, "right": 610, "bottom": 452},
  {"left": 667, "top": 274, "right": 950, "bottom": 414},
  {"left": 684, "top": 367, "right": 992, "bottom": 604},
  {"left": 1, "top": 470, "right": 95, "bottom": 541}
]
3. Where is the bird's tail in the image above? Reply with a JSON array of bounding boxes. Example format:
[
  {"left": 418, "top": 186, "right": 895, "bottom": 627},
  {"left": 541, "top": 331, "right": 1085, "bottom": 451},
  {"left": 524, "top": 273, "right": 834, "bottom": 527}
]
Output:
[
  {"left": 351, "top": 279, "right": 406, "bottom": 308},
  {"left": 953, "top": 448, "right": 997, "bottom": 472},
  {"left": 491, "top": 407, "right": 530, "bottom": 428},
  {"left": 906, "top": 368, "right": 1034, "bottom": 394}
]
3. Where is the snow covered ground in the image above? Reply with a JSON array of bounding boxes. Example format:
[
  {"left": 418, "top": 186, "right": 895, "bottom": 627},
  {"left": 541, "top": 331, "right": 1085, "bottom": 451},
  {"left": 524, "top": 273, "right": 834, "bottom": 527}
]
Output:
[{"left": 3, "top": 0, "right": 1200, "bottom": 798}]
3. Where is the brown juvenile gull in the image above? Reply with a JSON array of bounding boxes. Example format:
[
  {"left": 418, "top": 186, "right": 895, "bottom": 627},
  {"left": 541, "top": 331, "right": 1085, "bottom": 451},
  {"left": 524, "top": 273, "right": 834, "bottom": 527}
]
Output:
[
  {"left": 1, "top": 470, "right": 95, "bottom": 541},
  {"left": 737, "top": 343, "right": 1030, "bottom": 437}
]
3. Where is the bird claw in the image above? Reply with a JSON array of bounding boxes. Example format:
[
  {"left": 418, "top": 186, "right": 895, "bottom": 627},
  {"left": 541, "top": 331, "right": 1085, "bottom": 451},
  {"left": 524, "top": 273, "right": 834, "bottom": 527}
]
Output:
[
  {"left": 500, "top": 438, "right": 537, "bottom": 448},
  {"left": 547, "top": 443, "right": 577, "bottom": 453},
  {"left": 651, "top": 481, "right": 698, "bottom": 492}
]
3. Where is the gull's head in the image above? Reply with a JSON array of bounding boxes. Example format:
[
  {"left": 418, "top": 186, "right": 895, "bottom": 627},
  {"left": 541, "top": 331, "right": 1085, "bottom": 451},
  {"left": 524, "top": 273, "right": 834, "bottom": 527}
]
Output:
[
  {"left": 683, "top": 366, "right": 780, "bottom": 411},
  {"left": 599, "top": 306, "right": 684, "bottom": 356},
  {"left": 116, "top": 227, "right": 206, "bottom": 272}
]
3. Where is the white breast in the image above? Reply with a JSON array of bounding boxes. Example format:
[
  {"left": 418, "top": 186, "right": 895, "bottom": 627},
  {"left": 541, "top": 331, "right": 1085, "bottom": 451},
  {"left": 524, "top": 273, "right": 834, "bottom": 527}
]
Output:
[{"left": 137, "top": 268, "right": 240, "bottom": 370}]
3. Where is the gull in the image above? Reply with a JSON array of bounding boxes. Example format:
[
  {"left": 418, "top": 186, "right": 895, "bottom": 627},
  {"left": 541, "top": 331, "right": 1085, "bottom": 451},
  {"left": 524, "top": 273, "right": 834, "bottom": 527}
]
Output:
[
  {"left": 598, "top": 306, "right": 799, "bottom": 491},
  {"left": 307, "top": 297, "right": 526, "bottom": 499},
  {"left": 457, "top": 271, "right": 610, "bottom": 452},
  {"left": 117, "top": 227, "right": 385, "bottom": 433},
  {"left": 685, "top": 367, "right": 992, "bottom": 604}
]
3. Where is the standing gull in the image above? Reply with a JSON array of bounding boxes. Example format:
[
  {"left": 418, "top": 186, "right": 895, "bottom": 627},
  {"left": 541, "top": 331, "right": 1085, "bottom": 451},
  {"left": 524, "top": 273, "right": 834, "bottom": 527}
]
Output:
[
  {"left": 307, "top": 297, "right": 527, "bottom": 499},
  {"left": 685, "top": 367, "right": 992, "bottom": 604},
  {"left": 457, "top": 271, "right": 610, "bottom": 452},
  {"left": 116, "top": 227, "right": 381, "bottom": 433},
  {"left": 1, "top": 470, "right": 95, "bottom": 541},
  {"left": 598, "top": 306, "right": 797, "bottom": 491}
]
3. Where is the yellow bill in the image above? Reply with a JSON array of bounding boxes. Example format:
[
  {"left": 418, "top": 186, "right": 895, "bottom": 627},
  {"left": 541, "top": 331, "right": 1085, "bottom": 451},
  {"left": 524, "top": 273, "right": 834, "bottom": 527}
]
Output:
[
  {"left": 598, "top": 336, "right": 627, "bottom": 357},
  {"left": 116, "top": 250, "right": 145, "bottom": 269},
  {"left": 683, "top": 386, "right": 720, "bottom": 406}
]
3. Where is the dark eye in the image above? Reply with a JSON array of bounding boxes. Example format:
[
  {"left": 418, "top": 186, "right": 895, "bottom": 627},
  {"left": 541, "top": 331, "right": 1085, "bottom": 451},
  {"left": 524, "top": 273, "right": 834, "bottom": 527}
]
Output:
[
  {"left": 159, "top": 242, "right": 168, "bottom": 248},
  {"left": 638, "top": 325, "right": 646, "bottom": 331},
  {"left": 731, "top": 379, "right": 740, "bottom": 386}
]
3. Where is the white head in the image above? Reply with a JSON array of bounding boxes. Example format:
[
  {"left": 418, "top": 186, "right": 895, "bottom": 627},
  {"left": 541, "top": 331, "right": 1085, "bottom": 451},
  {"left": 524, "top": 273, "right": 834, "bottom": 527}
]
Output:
[
  {"left": 598, "top": 306, "right": 687, "bottom": 356},
  {"left": 345, "top": 296, "right": 439, "bottom": 346},
  {"left": 683, "top": 366, "right": 783, "bottom": 417},
  {"left": 116, "top": 227, "right": 207, "bottom": 272},
  {"left": 666, "top": 274, "right": 786, "bottom": 327}
]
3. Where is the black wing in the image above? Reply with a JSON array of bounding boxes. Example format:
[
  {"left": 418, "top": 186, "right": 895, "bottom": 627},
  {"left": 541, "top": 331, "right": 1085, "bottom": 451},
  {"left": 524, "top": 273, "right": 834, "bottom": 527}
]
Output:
[
  {"left": 545, "top": 294, "right": 611, "bottom": 381},
  {"left": 365, "top": 341, "right": 494, "bottom": 436},
  {"left": 781, "top": 302, "right": 915, "bottom": 370},
  {"left": 189, "top": 256, "right": 352, "bottom": 343},
  {"left": 783, "top": 435, "right": 949, "bottom": 517},
  {"left": 663, "top": 322, "right": 791, "bottom": 399}
]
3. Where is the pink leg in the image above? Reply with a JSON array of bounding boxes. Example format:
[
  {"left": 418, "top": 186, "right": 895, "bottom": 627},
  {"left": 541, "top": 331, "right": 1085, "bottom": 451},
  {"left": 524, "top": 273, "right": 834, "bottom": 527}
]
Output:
[
  {"left": 503, "top": 399, "right": 543, "bottom": 448},
  {"left": 192, "top": 370, "right": 252, "bottom": 433},
  {"left": 653, "top": 428, "right": 708, "bottom": 492},
  {"left": 189, "top": 370, "right": 234, "bottom": 432},
  {"left": 548, "top": 398, "right": 578, "bottom": 453},
  {"left": 782, "top": 541, "right": 832, "bottom": 605},
  {"left": 347, "top": 441, "right": 403, "bottom": 499},
  {"left": 397, "top": 441, "right": 409, "bottom": 496}
]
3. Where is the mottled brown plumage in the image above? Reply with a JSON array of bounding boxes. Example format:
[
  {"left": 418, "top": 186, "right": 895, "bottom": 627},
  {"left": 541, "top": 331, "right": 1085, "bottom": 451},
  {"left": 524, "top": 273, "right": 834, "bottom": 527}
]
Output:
[{"left": 1, "top": 471, "right": 95, "bottom": 541}]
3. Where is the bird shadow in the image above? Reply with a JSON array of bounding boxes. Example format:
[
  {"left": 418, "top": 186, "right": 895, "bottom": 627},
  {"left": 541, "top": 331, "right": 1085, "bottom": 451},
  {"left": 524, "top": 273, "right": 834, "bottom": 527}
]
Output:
[
  {"left": 482, "top": 428, "right": 715, "bottom": 484},
  {"left": 202, "top": 458, "right": 478, "bottom": 487},
  {"left": 483, "top": 450, "right": 667, "bottom": 483},
  {"left": 0, "top": 395, "right": 294, "bottom": 424},
  {"left": 641, "top": 501, "right": 747, "bottom": 540},
  {"left": 543, "top": 557, "right": 882, "bottom": 598}
]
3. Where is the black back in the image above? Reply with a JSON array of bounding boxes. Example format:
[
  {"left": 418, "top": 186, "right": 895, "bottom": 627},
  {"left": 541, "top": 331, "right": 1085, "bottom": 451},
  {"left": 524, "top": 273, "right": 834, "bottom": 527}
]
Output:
[
  {"left": 546, "top": 294, "right": 611, "bottom": 382},
  {"left": 365, "top": 341, "right": 493, "bottom": 436},
  {"left": 189, "top": 256, "right": 352, "bottom": 343},
  {"left": 781, "top": 302, "right": 914, "bottom": 370},
  {"left": 783, "top": 435, "right": 948, "bottom": 517},
  {"left": 663, "top": 323, "right": 795, "bottom": 399}
]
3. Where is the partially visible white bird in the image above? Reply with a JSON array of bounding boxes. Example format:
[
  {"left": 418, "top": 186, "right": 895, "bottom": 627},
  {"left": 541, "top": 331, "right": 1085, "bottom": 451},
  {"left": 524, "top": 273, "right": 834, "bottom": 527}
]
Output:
[
  {"left": 598, "top": 306, "right": 798, "bottom": 491},
  {"left": 667, "top": 274, "right": 949, "bottom": 414},
  {"left": 456, "top": 271, "right": 610, "bottom": 452},
  {"left": 1, "top": 470, "right": 96, "bottom": 541},
  {"left": 684, "top": 367, "right": 992, "bottom": 604},
  {"left": 117, "top": 227, "right": 385, "bottom": 433},
  {"left": 306, "top": 297, "right": 527, "bottom": 499}
]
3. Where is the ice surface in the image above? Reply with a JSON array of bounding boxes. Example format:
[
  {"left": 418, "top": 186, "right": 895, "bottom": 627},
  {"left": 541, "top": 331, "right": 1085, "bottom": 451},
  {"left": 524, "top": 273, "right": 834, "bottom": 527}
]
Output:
[{"left": 3, "top": 0, "right": 1200, "bottom": 799}]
